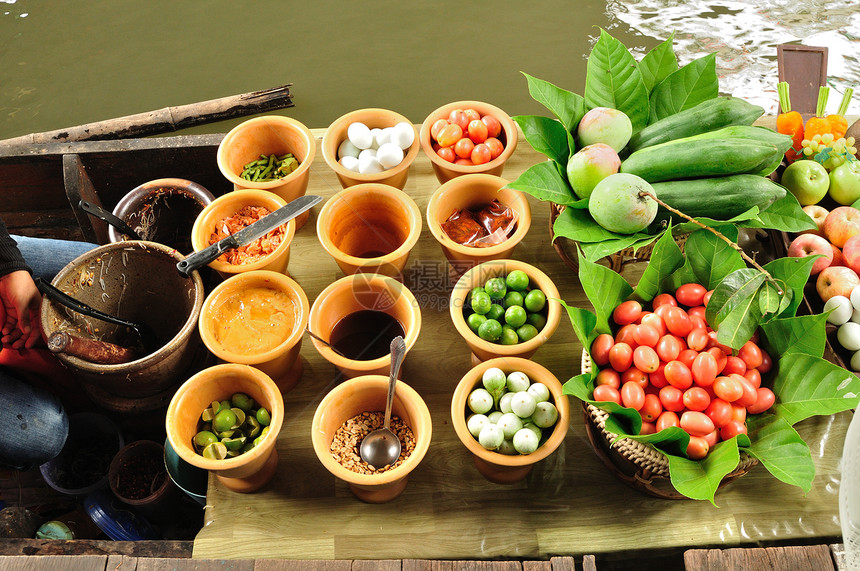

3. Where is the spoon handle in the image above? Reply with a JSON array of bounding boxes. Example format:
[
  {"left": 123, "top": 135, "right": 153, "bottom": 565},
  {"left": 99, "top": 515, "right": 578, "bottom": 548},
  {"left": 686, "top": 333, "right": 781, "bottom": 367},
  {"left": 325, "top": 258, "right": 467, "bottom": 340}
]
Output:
[{"left": 384, "top": 336, "right": 407, "bottom": 431}]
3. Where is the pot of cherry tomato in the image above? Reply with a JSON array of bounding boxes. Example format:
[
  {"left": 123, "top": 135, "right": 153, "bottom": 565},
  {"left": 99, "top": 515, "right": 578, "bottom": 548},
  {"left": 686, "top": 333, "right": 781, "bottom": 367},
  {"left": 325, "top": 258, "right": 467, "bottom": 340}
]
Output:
[{"left": 419, "top": 101, "right": 518, "bottom": 184}]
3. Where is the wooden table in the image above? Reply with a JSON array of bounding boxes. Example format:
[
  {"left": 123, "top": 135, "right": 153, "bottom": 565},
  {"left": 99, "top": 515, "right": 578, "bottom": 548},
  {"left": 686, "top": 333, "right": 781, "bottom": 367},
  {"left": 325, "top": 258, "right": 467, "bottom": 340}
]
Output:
[{"left": 191, "top": 128, "right": 850, "bottom": 562}]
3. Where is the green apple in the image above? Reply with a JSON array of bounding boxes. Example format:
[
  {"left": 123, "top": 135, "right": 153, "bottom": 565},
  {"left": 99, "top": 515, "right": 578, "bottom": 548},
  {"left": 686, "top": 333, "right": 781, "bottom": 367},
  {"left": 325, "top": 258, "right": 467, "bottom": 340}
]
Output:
[
  {"left": 829, "top": 161, "right": 860, "bottom": 205},
  {"left": 780, "top": 159, "right": 830, "bottom": 206}
]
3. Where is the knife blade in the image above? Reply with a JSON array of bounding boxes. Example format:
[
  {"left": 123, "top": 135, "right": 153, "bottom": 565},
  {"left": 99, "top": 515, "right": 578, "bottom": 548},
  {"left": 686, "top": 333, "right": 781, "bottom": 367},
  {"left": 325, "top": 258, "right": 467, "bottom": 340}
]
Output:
[{"left": 176, "top": 194, "right": 322, "bottom": 277}]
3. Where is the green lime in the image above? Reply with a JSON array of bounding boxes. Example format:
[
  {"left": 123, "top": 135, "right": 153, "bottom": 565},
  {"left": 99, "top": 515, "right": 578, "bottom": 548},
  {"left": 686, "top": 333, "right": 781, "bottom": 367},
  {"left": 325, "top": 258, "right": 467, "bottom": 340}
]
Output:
[
  {"left": 478, "top": 318, "right": 503, "bottom": 342},
  {"left": 485, "top": 303, "right": 505, "bottom": 321},
  {"left": 231, "top": 392, "right": 253, "bottom": 411},
  {"left": 503, "top": 291, "right": 524, "bottom": 309},
  {"left": 484, "top": 277, "right": 507, "bottom": 300},
  {"left": 256, "top": 407, "right": 271, "bottom": 427},
  {"left": 470, "top": 286, "right": 485, "bottom": 299},
  {"left": 470, "top": 291, "right": 492, "bottom": 315},
  {"left": 193, "top": 430, "right": 218, "bottom": 449},
  {"left": 504, "top": 305, "right": 528, "bottom": 329},
  {"left": 524, "top": 289, "right": 547, "bottom": 312},
  {"left": 467, "top": 312, "right": 487, "bottom": 332},
  {"left": 222, "top": 436, "right": 247, "bottom": 451},
  {"left": 517, "top": 323, "right": 540, "bottom": 342},
  {"left": 499, "top": 325, "right": 519, "bottom": 345},
  {"left": 506, "top": 270, "right": 530, "bottom": 291},
  {"left": 527, "top": 312, "right": 547, "bottom": 331},
  {"left": 212, "top": 408, "right": 238, "bottom": 433},
  {"left": 202, "top": 441, "right": 227, "bottom": 460}
]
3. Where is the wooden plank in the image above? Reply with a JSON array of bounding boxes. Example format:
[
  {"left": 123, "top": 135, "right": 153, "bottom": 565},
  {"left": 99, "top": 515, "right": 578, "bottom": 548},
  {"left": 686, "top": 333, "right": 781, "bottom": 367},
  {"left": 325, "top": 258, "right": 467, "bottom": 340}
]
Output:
[
  {"left": 549, "top": 557, "right": 576, "bottom": 571},
  {"left": 523, "top": 561, "right": 552, "bottom": 571},
  {"left": 135, "top": 558, "right": 253, "bottom": 571},
  {"left": 402, "top": 561, "right": 454, "bottom": 571},
  {"left": 63, "top": 153, "right": 104, "bottom": 244},
  {"left": 683, "top": 544, "right": 835, "bottom": 570},
  {"left": 0, "top": 555, "right": 107, "bottom": 570},
  {"left": 106, "top": 555, "right": 136, "bottom": 570},
  {"left": 352, "top": 561, "right": 401, "bottom": 571},
  {"left": 777, "top": 44, "right": 828, "bottom": 118},
  {"left": 580, "top": 555, "right": 597, "bottom": 571},
  {"left": 254, "top": 561, "right": 350, "bottom": 571}
]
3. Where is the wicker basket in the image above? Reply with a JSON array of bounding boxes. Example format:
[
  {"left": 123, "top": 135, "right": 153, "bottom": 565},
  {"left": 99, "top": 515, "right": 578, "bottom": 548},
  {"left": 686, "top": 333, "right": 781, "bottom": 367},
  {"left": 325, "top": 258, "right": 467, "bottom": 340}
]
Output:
[
  {"left": 580, "top": 349, "right": 758, "bottom": 499},
  {"left": 549, "top": 203, "right": 689, "bottom": 274}
]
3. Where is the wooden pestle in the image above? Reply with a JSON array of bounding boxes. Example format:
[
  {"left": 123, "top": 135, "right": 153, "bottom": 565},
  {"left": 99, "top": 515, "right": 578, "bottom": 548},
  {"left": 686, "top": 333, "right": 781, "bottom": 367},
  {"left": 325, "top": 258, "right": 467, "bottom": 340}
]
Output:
[{"left": 47, "top": 331, "right": 138, "bottom": 365}]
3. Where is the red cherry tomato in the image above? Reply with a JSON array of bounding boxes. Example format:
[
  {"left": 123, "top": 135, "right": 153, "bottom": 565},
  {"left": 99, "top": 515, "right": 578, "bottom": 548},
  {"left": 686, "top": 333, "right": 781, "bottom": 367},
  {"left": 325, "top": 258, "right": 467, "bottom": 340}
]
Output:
[
  {"left": 621, "top": 381, "right": 646, "bottom": 411},
  {"left": 686, "top": 435, "right": 710, "bottom": 460},
  {"left": 676, "top": 283, "right": 707, "bottom": 307},
  {"left": 590, "top": 333, "right": 614, "bottom": 366},
  {"left": 649, "top": 363, "right": 668, "bottom": 389},
  {"left": 703, "top": 289, "right": 714, "bottom": 306},
  {"left": 633, "top": 324, "right": 660, "bottom": 347},
  {"left": 722, "top": 356, "right": 747, "bottom": 376},
  {"left": 595, "top": 368, "right": 621, "bottom": 389},
  {"left": 680, "top": 410, "right": 715, "bottom": 438},
  {"left": 687, "top": 327, "right": 709, "bottom": 351},
  {"left": 484, "top": 137, "right": 504, "bottom": 159},
  {"left": 656, "top": 410, "right": 680, "bottom": 431},
  {"left": 707, "top": 330, "right": 733, "bottom": 355},
  {"left": 705, "top": 398, "right": 733, "bottom": 428},
  {"left": 738, "top": 340, "right": 764, "bottom": 370},
  {"left": 654, "top": 303, "right": 673, "bottom": 320},
  {"left": 640, "top": 312, "right": 666, "bottom": 336},
  {"left": 655, "top": 334, "right": 683, "bottom": 362},
  {"left": 639, "top": 421, "right": 657, "bottom": 435},
  {"left": 454, "top": 137, "right": 475, "bottom": 159},
  {"left": 689, "top": 315, "right": 707, "bottom": 331},
  {"left": 448, "top": 109, "right": 469, "bottom": 131},
  {"left": 664, "top": 360, "right": 693, "bottom": 390},
  {"left": 436, "top": 146, "right": 456, "bottom": 163},
  {"left": 430, "top": 119, "right": 449, "bottom": 141},
  {"left": 640, "top": 393, "right": 663, "bottom": 422},
  {"left": 613, "top": 300, "right": 642, "bottom": 326},
  {"left": 707, "top": 346, "right": 728, "bottom": 373},
  {"left": 731, "top": 403, "right": 747, "bottom": 423},
  {"left": 616, "top": 323, "right": 638, "bottom": 347},
  {"left": 677, "top": 349, "right": 698, "bottom": 369},
  {"left": 621, "top": 367, "right": 648, "bottom": 389},
  {"left": 463, "top": 108, "right": 481, "bottom": 123},
  {"left": 659, "top": 385, "right": 686, "bottom": 412},
  {"left": 733, "top": 374, "right": 758, "bottom": 408},
  {"left": 703, "top": 429, "right": 719, "bottom": 448},
  {"left": 470, "top": 143, "right": 491, "bottom": 165},
  {"left": 481, "top": 115, "right": 502, "bottom": 138},
  {"left": 592, "top": 384, "right": 621, "bottom": 405},
  {"left": 608, "top": 342, "right": 634, "bottom": 372},
  {"left": 665, "top": 306, "right": 693, "bottom": 337},
  {"left": 758, "top": 349, "right": 773, "bottom": 373},
  {"left": 467, "top": 119, "right": 489, "bottom": 144},
  {"left": 691, "top": 351, "right": 718, "bottom": 387},
  {"left": 720, "top": 419, "right": 748, "bottom": 440},
  {"left": 633, "top": 345, "right": 660, "bottom": 373},
  {"left": 744, "top": 368, "right": 762, "bottom": 389},
  {"left": 652, "top": 293, "right": 678, "bottom": 308},
  {"left": 436, "top": 123, "right": 463, "bottom": 147},
  {"left": 713, "top": 375, "right": 743, "bottom": 402},
  {"left": 747, "top": 387, "right": 776, "bottom": 415},
  {"left": 683, "top": 386, "right": 711, "bottom": 412},
  {"left": 454, "top": 158, "right": 473, "bottom": 166}
]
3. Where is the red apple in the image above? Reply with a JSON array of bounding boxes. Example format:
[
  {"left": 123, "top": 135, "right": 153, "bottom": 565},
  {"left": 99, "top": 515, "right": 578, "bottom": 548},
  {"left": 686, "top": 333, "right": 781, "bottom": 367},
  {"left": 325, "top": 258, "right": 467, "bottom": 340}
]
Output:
[
  {"left": 801, "top": 204, "right": 829, "bottom": 236},
  {"left": 817, "top": 265, "right": 860, "bottom": 303},
  {"left": 843, "top": 235, "right": 860, "bottom": 274},
  {"left": 823, "top": 206, "right": 860, "bottom": 248},
  {"left": 787, "top": 233, "right": 833, "bottom": 275},
  {"left": 831, "top": 243, "right": 846, "bottom": 267}
]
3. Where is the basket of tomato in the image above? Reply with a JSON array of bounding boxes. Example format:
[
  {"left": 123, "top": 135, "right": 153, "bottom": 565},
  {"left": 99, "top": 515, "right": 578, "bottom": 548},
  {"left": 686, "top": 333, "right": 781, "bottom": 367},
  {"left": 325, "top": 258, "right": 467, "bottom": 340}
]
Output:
[{"left": 563, "top": 227, "right": 860, "bottom": 503}]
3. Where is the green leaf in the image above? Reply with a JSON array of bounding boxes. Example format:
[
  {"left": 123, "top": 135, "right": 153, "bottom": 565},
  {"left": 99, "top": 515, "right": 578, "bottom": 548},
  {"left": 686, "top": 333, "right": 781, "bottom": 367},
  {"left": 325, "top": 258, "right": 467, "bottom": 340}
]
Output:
[
  {"left": 638, "top": 32, "right": 678, "bottom": 94},
  {"left": 552, "top": 206, "right": 628, "bottom": 244},
  {"left": 667, "top": 438, "right": 741, "bottom": 505},
  {"left": 562, "top": 372, "right": 594, "bottom": 402},
  {"left": 707, "top": 268, "right": 767, "bottom": 345},
  {"left": 507, "top": 161, "right": 580, "bottom": 206},
  {"left": 584, "top": 28, "right": 650, "bottom": 132},
  {"left": 679, "top": 226, "right": 745, "bottom": 290},
  {"left": 749, "top": 191, "right": 818, "bottom": 232},
  {"left": 758, "top": 279, "right": 784, "bottom": 317},
  {"left": 579, "top": 234, "right": 658, "bottom": 262},
  {"left": 649, "top": 52, "right": 719, "bottom": 123},
  {"left": 560, "top": 299, "right": 597, "bottom": 351},
  {"left": 763, "top": 255, "right": 817, "bottom": 318},
  {"left": 513, "top": 115, "right": 570, "bottom": 166},
  {"left": 617, "top": 426, "right": 689, "bottom": 458},
  {"left": 633, "top": 225, "right": 685, "bottom": 302},
  {"left": 770, "top": 352, "right": 860, "bottom": 425},
  {"left": 522, "top": 72, "right": 586, "bottom": 145},
  {"left": 578, "top": 249, "right": 632, "bottom": 334},
  {"left": 746, "top": 414, "right": 815, "bottom": 492},
  {"left": 759, "top": 314, "right": 827, "bottom": 358}
]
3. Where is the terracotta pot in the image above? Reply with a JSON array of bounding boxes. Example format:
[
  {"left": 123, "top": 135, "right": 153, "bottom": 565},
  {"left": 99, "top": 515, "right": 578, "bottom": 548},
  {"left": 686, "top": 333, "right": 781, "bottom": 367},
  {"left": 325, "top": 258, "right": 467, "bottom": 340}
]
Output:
[
  {"left": 190, "top": 189, "right": 295, "bottom": 279},
  {"left": 198, "top": 270, "right": 309, "bottom": 393},
  {"left": 216, "top": 115, "right": 315, "bottom": 229},
  {"left": 165, "top": 363, "right": 284, "bottom": 493},
  {"left": 316, "top": 183, "right": 422, "bottom": 279},
  {"left": 449, "top": 259, "right": 561, "bottom": 365},
  {"left": 311, "top": 375, "right": 432, "bottom": 503},
  {"left": 308, "top": 273, "right": 421, "bottom": 379},
  {"left": 451, "top": 357, "right": 569, "bottom": 484},
  {"left": 108, "top": 440, "right": 179, "bottom": 523},
  {"left": 108, "top": 178, "right": 215, "bottom": 254},
  {"left": 321, "top": 108, "right": 420, "bottom": 190},
  {"left": 419, "top": 100, "right": 518, "bottom": 184},
  {"left": 426, "top": 173, "right": 531, "bottom": 275},
  {"left": 39, "top": 241, "right": 205, "bottom": 398}
]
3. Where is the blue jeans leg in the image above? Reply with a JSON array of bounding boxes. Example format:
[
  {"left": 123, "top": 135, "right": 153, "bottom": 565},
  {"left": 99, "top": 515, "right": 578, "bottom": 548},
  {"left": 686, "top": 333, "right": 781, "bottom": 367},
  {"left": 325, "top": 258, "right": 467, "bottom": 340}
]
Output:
[
  {"left": 0, "top": 367, "right": 69, "bottom": 470},
  {"left": 12, "top": 235, "right": 99, "bottom": 281}
]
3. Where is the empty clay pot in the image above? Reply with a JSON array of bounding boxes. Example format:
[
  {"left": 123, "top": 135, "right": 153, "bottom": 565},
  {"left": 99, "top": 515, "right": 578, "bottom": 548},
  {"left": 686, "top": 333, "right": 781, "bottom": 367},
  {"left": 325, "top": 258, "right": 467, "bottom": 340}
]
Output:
[
  {"left": 166, "top": 363, "right": 284, "bottom": 493},
  {"left": 216, "top": 115, "right": 315, "bottom": 229},
  {"left": 451, "top": 357, "right": 569, "bottom": 484},
  {"left": 321, "top": 108, "right": 420, "bottom": 190},
  {"left": 311, "top": 375, "right": 432, "bottom": 503},
  {"left": 198, "top": 270, "right": 309, "bottom": 394},
  {"left": 316, "top": 183, "right": 422, "bottom": 279}
]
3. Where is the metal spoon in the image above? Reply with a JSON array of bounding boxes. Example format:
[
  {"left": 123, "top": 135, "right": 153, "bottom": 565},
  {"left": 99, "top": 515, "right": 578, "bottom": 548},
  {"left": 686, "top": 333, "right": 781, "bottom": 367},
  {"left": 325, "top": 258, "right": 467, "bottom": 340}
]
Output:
[
  {"left": 78, "top": 200, "right": 142, "bottom": 240},
  {"left": 359, "top": 335, "right": 406, "bottom": 469}
]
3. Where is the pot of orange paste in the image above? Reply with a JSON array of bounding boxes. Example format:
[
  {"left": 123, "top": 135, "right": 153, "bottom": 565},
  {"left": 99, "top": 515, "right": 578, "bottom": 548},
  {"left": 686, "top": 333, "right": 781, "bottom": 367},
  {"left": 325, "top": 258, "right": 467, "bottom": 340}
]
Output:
[{"left": 199, "top": 270, "right": 309, "bottom": 393}]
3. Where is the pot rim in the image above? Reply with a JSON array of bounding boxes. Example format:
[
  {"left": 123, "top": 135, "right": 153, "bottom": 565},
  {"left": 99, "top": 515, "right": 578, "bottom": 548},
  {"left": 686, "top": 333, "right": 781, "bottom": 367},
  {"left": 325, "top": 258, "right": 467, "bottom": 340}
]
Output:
[{"left": 316, "top": 183, "right": 422, "bottom": 267}]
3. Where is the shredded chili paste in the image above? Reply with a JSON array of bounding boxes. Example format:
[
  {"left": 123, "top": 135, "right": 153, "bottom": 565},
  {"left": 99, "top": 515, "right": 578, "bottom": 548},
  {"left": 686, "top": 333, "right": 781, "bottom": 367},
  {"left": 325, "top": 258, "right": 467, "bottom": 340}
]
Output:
[{"left": 209, "top": 205, "right": 286, "bottom": 265}]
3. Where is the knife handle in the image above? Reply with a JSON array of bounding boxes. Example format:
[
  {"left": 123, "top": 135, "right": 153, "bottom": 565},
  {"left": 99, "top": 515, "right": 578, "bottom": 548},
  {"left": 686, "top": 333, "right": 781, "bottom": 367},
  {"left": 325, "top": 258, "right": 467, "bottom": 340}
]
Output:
[{"left": 176, "top": 237, "right": 238, "bottom": 277}]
